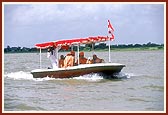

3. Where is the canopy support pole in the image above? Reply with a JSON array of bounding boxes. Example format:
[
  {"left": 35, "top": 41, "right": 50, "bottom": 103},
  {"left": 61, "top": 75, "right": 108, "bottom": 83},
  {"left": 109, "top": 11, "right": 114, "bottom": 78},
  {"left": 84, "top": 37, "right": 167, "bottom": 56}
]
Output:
[
  {"left": 108, "top": 36, "right": 111, "bottom": 63},
  {"left": 71, "top": 45, "right": 73, "bottom": 51},
  {"left": 56, "top": 48, "right": 59, "bottom": 68},
  {"left": 77, "top": 44, "right": 80, "bottom": 65},
  {"left": 92, "top": 43, "right": 94, "bottom": 54},
  {"left": 39, "top": 48, "right": 42, "bottom": 69}
]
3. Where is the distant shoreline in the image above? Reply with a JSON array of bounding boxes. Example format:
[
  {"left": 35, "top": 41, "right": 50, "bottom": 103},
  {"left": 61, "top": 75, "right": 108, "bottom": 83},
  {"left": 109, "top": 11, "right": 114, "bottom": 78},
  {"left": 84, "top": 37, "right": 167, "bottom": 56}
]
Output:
[
  {"left": 4, "top": 42, "right": 164, "bottom": 53},
  {"left": 4, "top": 46, "right": 164, "bottom": 54},
  {"left": 98, "top": 47, "right": 164, "bottom": 52}
]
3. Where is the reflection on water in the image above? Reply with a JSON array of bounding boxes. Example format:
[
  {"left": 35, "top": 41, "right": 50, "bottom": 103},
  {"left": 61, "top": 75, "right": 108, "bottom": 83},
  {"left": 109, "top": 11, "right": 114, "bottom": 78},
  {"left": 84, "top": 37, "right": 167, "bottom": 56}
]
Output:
[{"left": 3, "top": 50, "right": 164, "bottom": 111}]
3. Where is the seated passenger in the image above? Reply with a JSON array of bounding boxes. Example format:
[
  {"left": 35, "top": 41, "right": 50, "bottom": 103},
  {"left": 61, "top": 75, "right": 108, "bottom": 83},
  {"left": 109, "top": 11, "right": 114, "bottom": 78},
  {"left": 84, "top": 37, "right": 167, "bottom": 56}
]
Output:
[
  {"left": 76, "top": 52, "right": 87, "bottom": 64},
  {"left": 64, "top": 51, "right": 75, "bottom": 68},
  {"left": 92, "top": 54, "right": 105, "bottom": 63},
  {"left": 59, "top": 55, "right": 65, "bottom": 68},
  {"left": 86, "top": 57, "right": 93, "bottom": 64}
]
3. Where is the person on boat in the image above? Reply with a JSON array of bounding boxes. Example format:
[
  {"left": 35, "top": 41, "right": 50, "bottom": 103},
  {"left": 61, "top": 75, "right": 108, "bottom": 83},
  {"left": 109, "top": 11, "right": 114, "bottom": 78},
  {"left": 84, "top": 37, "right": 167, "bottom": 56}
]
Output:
[
  {"left": 76, "top": 52, "right": 87, "bottom": 65},
  {"left": 59, "top": 55, "right": 65, "bottom": 68},
  {"left": 86, "top": 57, "right": 93, "bottom": 64},
  {"left": 47, "top": 47, "right": 58, "bottom": 69},
  {"left": 92, "top": 54, "right": 105, "bottom": 63},
  {"left": 64, "top": 51, "right": 75, "bottom": 68}
]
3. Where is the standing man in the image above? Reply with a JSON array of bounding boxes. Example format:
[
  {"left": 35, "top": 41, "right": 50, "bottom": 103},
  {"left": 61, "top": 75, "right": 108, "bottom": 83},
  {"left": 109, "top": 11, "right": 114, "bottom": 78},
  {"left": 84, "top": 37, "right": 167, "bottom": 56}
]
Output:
[{"left": 47, "top": 47, "right": 58, "bottom": 69}]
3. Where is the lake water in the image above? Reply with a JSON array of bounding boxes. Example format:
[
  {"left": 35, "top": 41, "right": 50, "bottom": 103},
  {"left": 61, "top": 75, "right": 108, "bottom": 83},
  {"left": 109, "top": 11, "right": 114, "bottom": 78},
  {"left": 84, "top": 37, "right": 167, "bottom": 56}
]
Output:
[{"left": 3, "top": 50, "right": 165, "bottom": 112}]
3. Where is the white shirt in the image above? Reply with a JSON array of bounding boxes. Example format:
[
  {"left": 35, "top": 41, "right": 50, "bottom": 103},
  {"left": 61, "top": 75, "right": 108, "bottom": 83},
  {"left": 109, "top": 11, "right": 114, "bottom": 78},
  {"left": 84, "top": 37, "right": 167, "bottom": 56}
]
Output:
[{"left": 47, "top": 50, "right": 57, "bottom": 69}]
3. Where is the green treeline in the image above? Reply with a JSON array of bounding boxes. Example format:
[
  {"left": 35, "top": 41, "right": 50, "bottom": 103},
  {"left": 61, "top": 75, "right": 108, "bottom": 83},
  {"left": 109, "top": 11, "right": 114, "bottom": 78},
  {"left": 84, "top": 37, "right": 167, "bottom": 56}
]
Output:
[{"left": 4, "top": 42, "right": 164, "bottom": 53}]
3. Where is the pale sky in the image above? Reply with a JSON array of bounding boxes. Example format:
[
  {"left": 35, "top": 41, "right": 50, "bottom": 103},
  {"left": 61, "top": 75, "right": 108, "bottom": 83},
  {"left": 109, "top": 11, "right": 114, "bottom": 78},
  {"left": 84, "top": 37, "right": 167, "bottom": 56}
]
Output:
[{"left": 3, "top": 3, "right": 165, "bottom": 48}]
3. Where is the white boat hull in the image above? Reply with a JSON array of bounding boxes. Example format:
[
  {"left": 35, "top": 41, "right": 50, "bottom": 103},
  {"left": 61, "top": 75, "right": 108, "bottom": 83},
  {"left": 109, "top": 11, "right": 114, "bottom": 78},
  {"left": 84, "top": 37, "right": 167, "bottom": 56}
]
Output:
[{"left": 31, "top": 63, "right": 125, "bottom": 78}]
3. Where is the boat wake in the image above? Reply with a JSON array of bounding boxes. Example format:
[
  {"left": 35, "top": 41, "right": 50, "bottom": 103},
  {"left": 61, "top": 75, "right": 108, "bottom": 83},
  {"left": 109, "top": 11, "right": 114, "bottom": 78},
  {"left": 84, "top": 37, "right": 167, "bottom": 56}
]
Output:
[
  {"left": 73, "top": 73, "right": 104, "bottom": 81},
  {"left": 4, "top": 71, "right": 33, "bottom": 80},
  {"left": 4, "top": 71, "right": 55, "bottom": 81},
  {"left": 4, "top": 71, "right": 132, "bottom": 82}
]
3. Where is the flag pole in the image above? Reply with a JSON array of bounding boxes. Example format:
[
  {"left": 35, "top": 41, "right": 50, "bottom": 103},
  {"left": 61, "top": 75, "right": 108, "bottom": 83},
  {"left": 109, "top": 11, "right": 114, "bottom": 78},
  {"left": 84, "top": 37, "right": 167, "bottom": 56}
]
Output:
[
  {"left": 108, "top": 20, "right": 111, "bottom": 63},
  {"left": 107, "top": 19, "right": 114, "bottom": 63}
]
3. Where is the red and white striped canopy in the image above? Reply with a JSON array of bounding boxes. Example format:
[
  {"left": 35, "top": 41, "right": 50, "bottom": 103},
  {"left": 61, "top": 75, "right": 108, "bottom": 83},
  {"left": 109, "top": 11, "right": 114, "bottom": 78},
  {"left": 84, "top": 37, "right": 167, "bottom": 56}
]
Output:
[{"left": 35, "top": 36, "right": 114, "bottom": 49}]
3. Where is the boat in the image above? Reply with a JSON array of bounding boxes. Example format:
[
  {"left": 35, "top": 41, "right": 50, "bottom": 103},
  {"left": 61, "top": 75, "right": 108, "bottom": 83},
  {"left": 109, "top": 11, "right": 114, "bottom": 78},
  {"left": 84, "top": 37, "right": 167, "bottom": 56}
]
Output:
[
  {"left": 31, "top": 63, "right": 125, "bottom": 78},
  {"left": 31, "top": 36, "right": 125, "bottom": 78}
]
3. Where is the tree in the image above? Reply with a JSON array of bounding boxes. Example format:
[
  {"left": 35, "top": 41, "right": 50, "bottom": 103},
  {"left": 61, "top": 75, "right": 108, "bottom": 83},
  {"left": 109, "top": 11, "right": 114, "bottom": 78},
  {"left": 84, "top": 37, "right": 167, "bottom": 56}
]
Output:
[{"left": 7, "top": 45, "right": 11, "bottom": 52}]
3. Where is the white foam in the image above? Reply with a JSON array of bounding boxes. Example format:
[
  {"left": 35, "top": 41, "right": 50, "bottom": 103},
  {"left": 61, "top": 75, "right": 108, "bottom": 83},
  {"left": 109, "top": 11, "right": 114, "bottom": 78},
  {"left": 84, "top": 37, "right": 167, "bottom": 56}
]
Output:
[
  {"left": 4, "top": 71, "right": 33, "bottom": 80},
  {"left": 4, "top": 71, "right": 103, "bottom": 82},
  {"left": 4, "top": 71, "right": 55, "bottom": 81},
  {"left": 115, "top": 72, "right": 141, "bottom": 79},
  {"left": 73, "top": 73, "right": 104, "bottom": 81},
  {"left": 4, "top": 71, "right": 131, "bottom": 82},
  {"left": 124, "top": 73, "right": 141, "bottom": 78}
]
